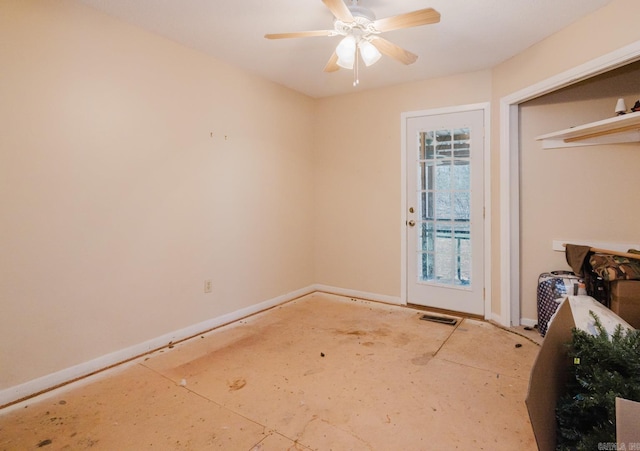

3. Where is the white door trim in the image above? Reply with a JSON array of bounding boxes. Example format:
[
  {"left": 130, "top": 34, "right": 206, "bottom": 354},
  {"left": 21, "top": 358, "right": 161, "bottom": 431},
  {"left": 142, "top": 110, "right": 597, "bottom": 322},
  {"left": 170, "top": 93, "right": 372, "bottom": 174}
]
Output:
[
  {"left": 401, "top": 102, "right": 491, "bottom": 319},
  {"left": 498, "top": 39, "right": 640, "bottom": 327}
]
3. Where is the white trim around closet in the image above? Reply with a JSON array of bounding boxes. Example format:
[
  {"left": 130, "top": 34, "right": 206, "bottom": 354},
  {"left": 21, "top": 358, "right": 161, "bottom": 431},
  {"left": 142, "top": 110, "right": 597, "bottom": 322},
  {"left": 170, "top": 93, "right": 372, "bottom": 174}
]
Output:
[{"left": 498, "top": 39, "right": 640, "bottom": 327}]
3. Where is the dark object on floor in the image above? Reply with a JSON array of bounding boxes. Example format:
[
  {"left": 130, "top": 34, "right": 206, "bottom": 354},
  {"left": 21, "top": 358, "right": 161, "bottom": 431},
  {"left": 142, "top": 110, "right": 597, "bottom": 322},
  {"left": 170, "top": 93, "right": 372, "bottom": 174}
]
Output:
[
  {"left": 515, "top": 343, "right": 523, "bottom": 348},
  {"left": 537, "top": 271, "right": 582, "bottom": 337},
  {"left": 419, "top": 314, "right": 457, "bottom": 326},
  {"left": 524, "top": 326, "right": 533, "bottom": 331},
  {"left": 320, "top": 352, "right": 325, "bottom": 357}
]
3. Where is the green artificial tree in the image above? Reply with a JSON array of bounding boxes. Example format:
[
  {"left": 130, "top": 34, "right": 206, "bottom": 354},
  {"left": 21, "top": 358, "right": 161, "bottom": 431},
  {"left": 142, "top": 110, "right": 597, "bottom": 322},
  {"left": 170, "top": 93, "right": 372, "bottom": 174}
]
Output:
[{"left": 556, "top": 312, "right": 640, "bottom": 450}]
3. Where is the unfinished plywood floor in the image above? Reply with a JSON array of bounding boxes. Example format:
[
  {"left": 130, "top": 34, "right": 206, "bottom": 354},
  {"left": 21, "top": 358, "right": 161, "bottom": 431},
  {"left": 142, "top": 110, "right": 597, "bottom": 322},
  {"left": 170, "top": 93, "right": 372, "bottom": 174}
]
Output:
[{"left": 0, "top": 293, "right": 539, "bottom": 450}]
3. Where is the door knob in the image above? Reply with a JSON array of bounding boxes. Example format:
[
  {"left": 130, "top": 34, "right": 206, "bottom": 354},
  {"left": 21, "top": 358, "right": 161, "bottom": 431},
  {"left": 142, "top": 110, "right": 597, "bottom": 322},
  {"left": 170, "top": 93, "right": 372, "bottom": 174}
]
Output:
[{"left": 408, "top": 220, "right": 416, "bottom": 227}]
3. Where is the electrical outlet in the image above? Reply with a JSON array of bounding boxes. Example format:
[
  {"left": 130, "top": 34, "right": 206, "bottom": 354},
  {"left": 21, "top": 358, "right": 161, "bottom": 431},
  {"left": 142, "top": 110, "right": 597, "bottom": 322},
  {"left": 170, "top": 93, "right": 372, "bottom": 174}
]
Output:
[{"left": 204, "top": 280, "right": 212, "bottom": 293}]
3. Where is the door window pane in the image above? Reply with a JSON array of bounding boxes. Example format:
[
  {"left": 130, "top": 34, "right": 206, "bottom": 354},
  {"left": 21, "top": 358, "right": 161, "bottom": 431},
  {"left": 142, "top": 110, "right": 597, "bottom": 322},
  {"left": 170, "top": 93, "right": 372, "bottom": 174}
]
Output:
[
  {"left": 453, "top": 161, "right": 470, "bottom": 190},
  {"left": 434, "top": 224, "right": 453, "bottom": 282},
  {"left": 419, "top": 131, "right": 435, "bottom": 160},
  {"left": 420, "top": 191, "right": 434, "bottom": 221},
  {"left": 435, "top": 192, "right": 451, "bottom": 221},
  {"left": 454, "top": 192, "right": 470, "bottom": 221},
  {"left": 419, "top": 162, "right": 435, "bottom": 191},
  {"left": 419, "top": 252, "right": 435, "bottom": 281},
  {"left": 435, "top": 160, "right": 452, "bottom": 191},
  {"left": 415, "top": 126, "right": 473, "bottom": 287},
  {"left": 419, "top": 222, "right": 435, "bottom": 252},
  {"left": 454, "top": 224, "right": 471, "bottom": 286}
]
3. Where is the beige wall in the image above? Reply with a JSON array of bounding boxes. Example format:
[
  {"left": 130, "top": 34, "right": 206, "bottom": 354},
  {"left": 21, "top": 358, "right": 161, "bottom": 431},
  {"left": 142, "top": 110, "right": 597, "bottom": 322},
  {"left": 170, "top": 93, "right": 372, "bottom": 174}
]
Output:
[
  {"left": 3, "top": 0, "right": 640, "bottom": 397},
  {"left": 0, "top": 0, "right": 315, "bottom": 389},
  {"left": 519, "top": 62, "right": 640, "bottom": 321},
  {"left": 313, "top": 72, "right": 492, "bottom": 297},
  {"left": 491, "top": 0, "right": 640, "bottom": 317},
  {"left": 492, "top": 0, "right": 640, "bottom": 99}
]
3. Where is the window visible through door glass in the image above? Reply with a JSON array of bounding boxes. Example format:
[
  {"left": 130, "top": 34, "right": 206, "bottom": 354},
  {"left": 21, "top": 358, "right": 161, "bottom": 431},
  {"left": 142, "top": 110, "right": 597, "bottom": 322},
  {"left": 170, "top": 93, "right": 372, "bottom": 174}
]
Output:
[{"left": 417, "top": 127, "right": 471, "bottom": 286}]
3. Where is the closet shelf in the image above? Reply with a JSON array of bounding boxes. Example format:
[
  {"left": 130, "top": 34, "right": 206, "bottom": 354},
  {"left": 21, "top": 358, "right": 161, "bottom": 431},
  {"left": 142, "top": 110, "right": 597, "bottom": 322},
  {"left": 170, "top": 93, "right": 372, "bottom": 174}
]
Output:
[{"left": 536, "top": 111, "right": 640, "bottom": 149}]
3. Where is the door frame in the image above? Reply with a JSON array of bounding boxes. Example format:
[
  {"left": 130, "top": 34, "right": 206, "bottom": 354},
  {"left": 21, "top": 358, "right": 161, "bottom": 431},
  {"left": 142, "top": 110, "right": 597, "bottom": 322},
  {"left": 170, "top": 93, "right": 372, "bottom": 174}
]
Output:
[
  {"left": 498, "top": 39, "right": 640, "bottom": 327},
  {"left": 401, "top": 102, "right": 491, "bottom": 319}
]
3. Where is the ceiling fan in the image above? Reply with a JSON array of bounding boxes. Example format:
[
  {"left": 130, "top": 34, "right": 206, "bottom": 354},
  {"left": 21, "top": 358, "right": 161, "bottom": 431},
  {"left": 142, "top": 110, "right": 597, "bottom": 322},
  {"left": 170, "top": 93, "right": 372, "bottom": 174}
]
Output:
[{"left": 265, "top": 0, "right": 440, "bottom": 85}]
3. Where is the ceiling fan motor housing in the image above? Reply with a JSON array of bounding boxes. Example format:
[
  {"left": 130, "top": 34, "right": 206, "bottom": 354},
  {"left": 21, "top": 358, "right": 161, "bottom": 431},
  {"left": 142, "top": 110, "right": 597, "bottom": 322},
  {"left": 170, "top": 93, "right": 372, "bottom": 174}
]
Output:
[
  {"left": 335, "top": 5, "right": 377, "bottom": 38},
  {"left": 348, "top": 5, "right": 376, "bottom": 22}
]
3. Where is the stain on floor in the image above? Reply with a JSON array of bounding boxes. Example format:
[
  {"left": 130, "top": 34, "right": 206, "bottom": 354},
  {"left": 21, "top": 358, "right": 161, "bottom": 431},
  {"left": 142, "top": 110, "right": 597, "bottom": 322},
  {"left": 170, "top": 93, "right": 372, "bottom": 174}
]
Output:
[{"left": 0, "top": 293, "right": 539, "bottom": 450}]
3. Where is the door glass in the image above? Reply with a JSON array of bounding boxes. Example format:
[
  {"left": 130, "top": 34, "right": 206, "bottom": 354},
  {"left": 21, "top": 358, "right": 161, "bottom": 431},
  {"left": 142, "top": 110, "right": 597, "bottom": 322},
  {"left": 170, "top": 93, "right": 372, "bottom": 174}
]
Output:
[{"left": 417, "top": 127, "right": 472, "bottom": 287}]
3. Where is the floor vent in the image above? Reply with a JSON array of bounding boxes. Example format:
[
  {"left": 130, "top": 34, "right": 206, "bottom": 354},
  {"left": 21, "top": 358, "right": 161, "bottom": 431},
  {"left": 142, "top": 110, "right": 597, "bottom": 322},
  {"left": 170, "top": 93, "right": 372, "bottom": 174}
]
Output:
[{"left": 419, "top": 314, "right": 458, "bottom": 326}]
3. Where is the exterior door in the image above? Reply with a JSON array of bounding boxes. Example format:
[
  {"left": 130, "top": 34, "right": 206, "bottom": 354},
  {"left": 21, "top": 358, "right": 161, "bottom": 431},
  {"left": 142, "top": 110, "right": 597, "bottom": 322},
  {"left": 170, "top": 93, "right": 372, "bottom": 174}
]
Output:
[{"left": 406, "top": 109, "right": 485, "bottom": 315}]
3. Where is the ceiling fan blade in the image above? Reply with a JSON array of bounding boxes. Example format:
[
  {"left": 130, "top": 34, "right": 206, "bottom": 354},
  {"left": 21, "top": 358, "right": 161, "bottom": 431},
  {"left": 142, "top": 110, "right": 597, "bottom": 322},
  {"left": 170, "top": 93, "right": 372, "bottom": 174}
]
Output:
[
  {"left": 373, "top": 8, "right": 440, "bottom": 33},
  {"left": 371, "top": 37, "right": 418, "bottom": 65},
  {"left": 323, "top": 52, "right": 340, "bottom": 72},
  {"left": 265, "top": 30, "right": 334, "bottom": 39},
  {"left": 322, "top": 0, "right": 354, "bottom": 22}
]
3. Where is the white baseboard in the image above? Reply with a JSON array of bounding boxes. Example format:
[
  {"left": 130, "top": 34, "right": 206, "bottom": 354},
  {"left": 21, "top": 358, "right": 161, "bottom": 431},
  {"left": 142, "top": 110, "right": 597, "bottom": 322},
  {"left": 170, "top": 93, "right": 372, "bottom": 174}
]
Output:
[
  {"left": 520, "top": 317, "right": 538, "bottom": 328},
  {"left": 488, "top": 312, "right": 537, "bottom": 328},
  {"left": 312, "top": 284, "right": 403, "bottom": 305},
  {"left": 490, "top": 312, "right": 504, "bottom": 324},
  {"left": 0, "top": 285, "right": 316, "bottom": 408}
]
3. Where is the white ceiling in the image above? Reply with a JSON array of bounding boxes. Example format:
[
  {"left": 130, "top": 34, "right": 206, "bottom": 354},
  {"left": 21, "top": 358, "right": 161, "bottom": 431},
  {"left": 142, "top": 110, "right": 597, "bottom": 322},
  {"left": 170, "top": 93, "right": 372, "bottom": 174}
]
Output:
[{"left": 79, "top": 0, "right": 614, "bottom": 98}]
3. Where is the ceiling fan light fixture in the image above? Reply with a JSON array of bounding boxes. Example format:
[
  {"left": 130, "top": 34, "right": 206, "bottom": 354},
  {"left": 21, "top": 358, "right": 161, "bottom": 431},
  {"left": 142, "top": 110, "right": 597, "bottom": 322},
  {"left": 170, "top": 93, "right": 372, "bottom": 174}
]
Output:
[
  {"left": 265, "top": 2, "right": 441, "bottom": 84},
  {"left": 335, "top": 35, "right": 356, "bottom": 69},
  {"left": 358, "top": 40, "right": 381, "bottom": 66}
]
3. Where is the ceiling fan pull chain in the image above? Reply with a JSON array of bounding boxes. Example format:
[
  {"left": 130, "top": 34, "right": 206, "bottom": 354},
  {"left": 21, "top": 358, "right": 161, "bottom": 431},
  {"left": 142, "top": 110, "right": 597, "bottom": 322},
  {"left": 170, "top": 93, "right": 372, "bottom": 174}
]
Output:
[{"left": 353, "top": 45, "right": 360, "bottom": 86}]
